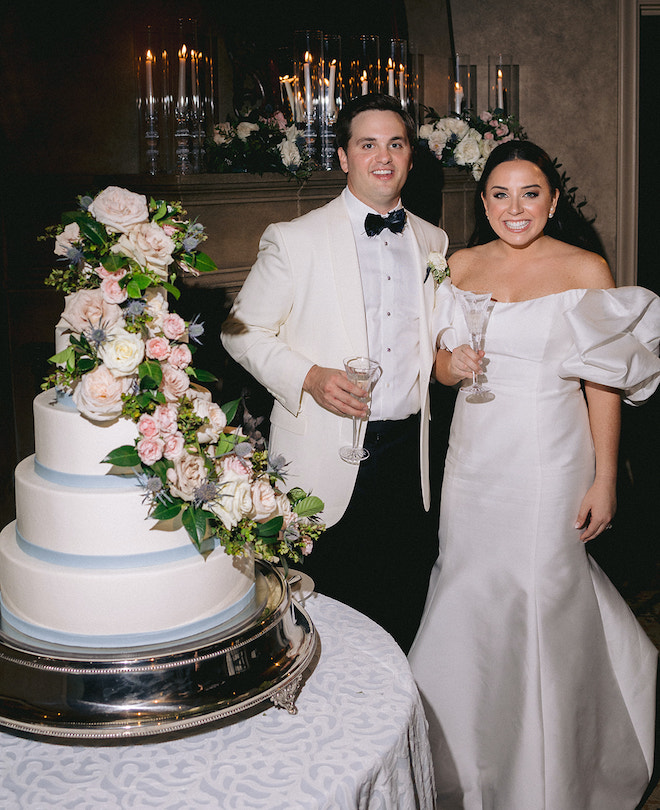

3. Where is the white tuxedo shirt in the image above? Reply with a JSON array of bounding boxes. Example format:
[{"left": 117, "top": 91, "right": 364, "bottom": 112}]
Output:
[{"left": 221, "top": 193, "right": 449, "bottom": 526}]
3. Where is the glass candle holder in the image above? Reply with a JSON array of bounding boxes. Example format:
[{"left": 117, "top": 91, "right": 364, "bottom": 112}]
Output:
[
  {"left": 488, "top": 53, "right": 518, "bottom": 117},
  {"left": 448, "top": 53, "right": 472, "bottom": 115},
  {"left": 385, "top": 39, "right": 408, "bottom": 108},
  {"left": 136, "top": 26, "right": 162, "bottom": 174},
  {"left": 348, "top": 35, "right": 380, "bottom": 99},
  {"left": 319, "top": 34, "right": 342, "bottom": 170},
  {"left": 295, "top": 30, "right": 324, "bottom": 158}
]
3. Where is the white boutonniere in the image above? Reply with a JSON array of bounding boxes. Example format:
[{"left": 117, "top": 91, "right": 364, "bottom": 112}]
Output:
[{"left": 424, "top": 251, "right": 449, "bottom": 287}]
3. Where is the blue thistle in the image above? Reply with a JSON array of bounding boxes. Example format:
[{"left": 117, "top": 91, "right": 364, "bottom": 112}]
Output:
[
  {"left": 193, "top": 479, "right": 219, "bottom": 508},
  {"left": 188, "top": 314, "right": 205, "bottom": 344},
  {"left": 136, "top": 473, "right": 172, "bottom": 506},
  {"left": 84, "top": 318, "right": 113, "bottom": 350}
]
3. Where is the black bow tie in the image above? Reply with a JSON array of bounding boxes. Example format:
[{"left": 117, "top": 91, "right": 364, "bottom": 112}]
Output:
[{"left": 364, "top": 209, "right": 406, "bottom": 237}]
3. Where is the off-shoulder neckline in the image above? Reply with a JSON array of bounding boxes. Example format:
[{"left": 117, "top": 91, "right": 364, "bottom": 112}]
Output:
[{"left": 449, "top": 283, "right": 592, "bottom": 305}]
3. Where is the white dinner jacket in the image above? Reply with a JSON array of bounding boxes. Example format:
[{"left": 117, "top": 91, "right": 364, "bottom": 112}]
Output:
[{"left": 221, "top": 194, "right": 449, "bottom": 526}]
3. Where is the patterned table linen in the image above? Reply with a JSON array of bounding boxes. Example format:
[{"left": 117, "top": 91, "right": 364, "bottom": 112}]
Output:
[{"left": 0, "top": 593, "right": 435, "bottom": 810}]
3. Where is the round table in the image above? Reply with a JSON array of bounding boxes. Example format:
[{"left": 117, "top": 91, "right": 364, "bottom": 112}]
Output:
[{"left": 0, "top": 588, "right": 435, "bottom": 809}]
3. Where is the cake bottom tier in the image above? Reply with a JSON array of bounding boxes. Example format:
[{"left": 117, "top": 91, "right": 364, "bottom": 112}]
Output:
[{"left": 0, "top": 522, "right": 255, "bottom": 648}]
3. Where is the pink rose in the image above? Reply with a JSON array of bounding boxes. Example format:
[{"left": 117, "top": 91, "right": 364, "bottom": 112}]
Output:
[
  {"left": 95, "top": 265, "right": 127, "bottom": 281},
  {"left": 163, "top": 432, "right": 186, "bottom": 461},
  {"left": 160, "top": 363, "right": 190, "bottom": 402},
  {"left": 301, "top": 536, "right": 314, "bottom": 556},
  {"left": 153, "top": 403, "right": 179, "bottom": 435},
  {"left": 100, "top": 276, "right": 128, "bottom": 305},
  {"left": 161, "top": 224, "right": 177, "bottom": 236},
  {"left": 137, "top": 436, "right": 164, "bottom": 465},
  {"left": 145, "top": 336, "right": 171, "bottom": 361},
  {"left": 161, "top": 313, "right": 186, "bottom": 341},
  {"left": 168, "top": 343, "right": 192, "bottom": 370},
  {"left": 72, "top": 364, "right": 132, "bottom": 422},
  {"left": 221, "top": 454, "right": 252, "bottom": 478},
  {"left": 484, "top": 131, "right": 494, "bottom": 140},
  {"left": 137, "top": 413, "right": 159, "bottom": 438}
]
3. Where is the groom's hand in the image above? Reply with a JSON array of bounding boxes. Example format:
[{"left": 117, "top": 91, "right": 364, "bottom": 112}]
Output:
[{"left": 303, "top": 365, "right": 369, "bottom": 418}]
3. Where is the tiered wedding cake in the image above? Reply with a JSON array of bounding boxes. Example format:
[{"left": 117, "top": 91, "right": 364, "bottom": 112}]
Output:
[{"left": 0, "top": 187, "right": 323, "bottom": 650}]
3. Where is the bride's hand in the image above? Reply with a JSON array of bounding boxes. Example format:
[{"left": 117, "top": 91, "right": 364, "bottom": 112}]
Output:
[
  {"left": 574, "top": 480, "right": 617, "bottom": 542},
  {"left": 449, "top": 344, "right": 484, "bottom": 382}
]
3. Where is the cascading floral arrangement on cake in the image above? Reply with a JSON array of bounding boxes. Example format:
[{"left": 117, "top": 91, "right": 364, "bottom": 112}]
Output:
[
  {"left": 42, "top": 185, "right": 325, "bottom": 564},
  {"left": 0, "top": 185, "right": 325, "bottom": 649}
]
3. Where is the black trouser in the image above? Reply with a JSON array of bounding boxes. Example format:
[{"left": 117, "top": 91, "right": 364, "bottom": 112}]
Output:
[{"left": 303, "top": 413, "right": 439, "bottom": 653}]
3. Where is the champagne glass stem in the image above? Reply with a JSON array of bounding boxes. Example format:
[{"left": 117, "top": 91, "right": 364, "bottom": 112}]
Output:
[{"left": 351, "top": 416, "right": 360, "bottom": 451}]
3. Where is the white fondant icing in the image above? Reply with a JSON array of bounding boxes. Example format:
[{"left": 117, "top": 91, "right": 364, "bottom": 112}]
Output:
[{"left": 0, "top": 388, "right": 257, "bottom": 647}]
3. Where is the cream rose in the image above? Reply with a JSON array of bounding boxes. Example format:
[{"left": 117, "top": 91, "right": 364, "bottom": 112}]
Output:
[
  {"left": 193, "top": 398, "right": 227, "bottom": 443},
  {"left": 249, "top": 478, "right": 278, "bottom": 521},
  {"left": 166, "top": 453, "right": 207, "bottom": 501},
  {"left": 88, "top": 186, "right": 149, "bottom": 233},
  {"left": 278, "top": 140, "right": 301, "bottom": 169},
  {"left": 112, "top": 222, "right": 175, "bottom": 279},
  {"left": 98, "top": 329, "right": 145, "bottom": 377},
  {"left": 236, "top": 122, "right": 259, "bottom": 141},
  {"left": 54, "top": 222, "right": 81, "bottom": 257},
  {"left": 72, "top": 364, "right": 132, "bottom": 422},
  {"left": 59, "top": 289, "right": 124, "bottom": 336}
]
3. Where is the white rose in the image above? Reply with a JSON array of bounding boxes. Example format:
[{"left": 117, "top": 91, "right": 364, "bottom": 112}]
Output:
[
  {"left": 98, "top": 329, "right": 145, "bottom": 377},
  {"left": 72, "top": 364, "right": 133, "bottom": 422},
  {"left": 54, "top": 222, "right": 81, "bottom": 257},
  {"left": 111, "top": 222, "right": 175, "bottom": 279},
  {"left": 59, "top": 289, "right": 124, "bottom": 336},
  {"left": 418, "top": 123, "right": 434, "bottom": 140},
  {"left": 278, "top": 139, "right": 301, "bottom": 169},
  {"left": 211, "top": 472, "right": 253, "bottom": 529},
  {"left": 235, "top": 122, "right": 259, "bottom": 141},
  {"left": 427, "top": 130, "right": 449, "bottom": 155},
  {"left": 166, "top": 454, "right": 207, "bottom": 501},
  {"left": 88, "top": 187, "right": 149, "bottom": 233},
  {"left": 454, "top": 133, "right": 483, "bottom": 166},
  {"left": 445, "top": 118, "right": 470, "bottom": 139}
]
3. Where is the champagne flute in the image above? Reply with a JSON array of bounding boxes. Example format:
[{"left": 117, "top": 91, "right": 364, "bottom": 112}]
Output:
[
  {"left": 456, "top": 290, "right": 494, "bottom": 402},
  {"left": 339, "top": 356, "right": 381, "bottom": 464}
]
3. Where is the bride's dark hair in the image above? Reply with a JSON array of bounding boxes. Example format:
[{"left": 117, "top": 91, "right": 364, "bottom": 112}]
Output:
[{"left": 468, "top": 140, "right": 606, "bottom": 257}]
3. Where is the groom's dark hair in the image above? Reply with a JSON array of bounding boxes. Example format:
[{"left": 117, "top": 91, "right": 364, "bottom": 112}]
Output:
[{"left": 335, "top": 93, "right": 417, "bottom": 152}]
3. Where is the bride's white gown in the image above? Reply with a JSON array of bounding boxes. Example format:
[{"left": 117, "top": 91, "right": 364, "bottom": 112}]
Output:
[{"left": 410, "top": 282, "right": 660, "bottom": 810}]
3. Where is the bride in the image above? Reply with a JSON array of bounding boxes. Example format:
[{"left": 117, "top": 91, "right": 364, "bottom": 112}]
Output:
[{"left": 409, "top": 140, "right": 660, "bottom": 809}]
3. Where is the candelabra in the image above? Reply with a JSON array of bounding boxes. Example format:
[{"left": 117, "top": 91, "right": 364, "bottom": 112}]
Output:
[{"left": 488, "top": 53, "right": 518, "bottom": 117}]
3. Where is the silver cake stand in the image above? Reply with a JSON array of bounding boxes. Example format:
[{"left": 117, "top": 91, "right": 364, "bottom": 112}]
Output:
[{"left": 0, "top": 561, "right": 317, "bottom": 741}]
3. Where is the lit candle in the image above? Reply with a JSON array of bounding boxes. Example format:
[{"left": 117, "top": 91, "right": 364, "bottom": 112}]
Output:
[
  {"left": 328, "top": 60, "right": 336, "bottom": 116},
  {"left": 304, "top": 51, "right": 313, "bottom": 118},
  {"left": 361, "top": 70, "right": 368, "bottom": 95},
  {"left": 191, "top": 49, "right": 199, "bottom": 114},
  {"left": 454, "top": 81, "right": 463, "bottom": 114},
  {"left": 281, "top": 75, "right": 296, "bottom": 119},
  {"left": 145, "top": 49, "right": 155, "bottom": 118},
  {"left": 497, "top": 68, "right": 504, "bottom": 109},
  {"left": 388, "top": 58, "right": 395, "bottom": 96},
  {"left": 178, "top": 44, "right": 187, "bottom": 110},
  {"left": 398, "top": 64, "right": 406, "bottom": 105}
]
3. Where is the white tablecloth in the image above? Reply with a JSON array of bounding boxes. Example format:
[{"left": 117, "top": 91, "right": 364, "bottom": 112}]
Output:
[{"left": 0, "top": 590, "right": 435, "bottom": 809}]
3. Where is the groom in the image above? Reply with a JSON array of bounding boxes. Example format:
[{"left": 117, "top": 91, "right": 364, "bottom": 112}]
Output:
[{"left": 221, "top": 94, "right": 448, "bottom": 652}]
